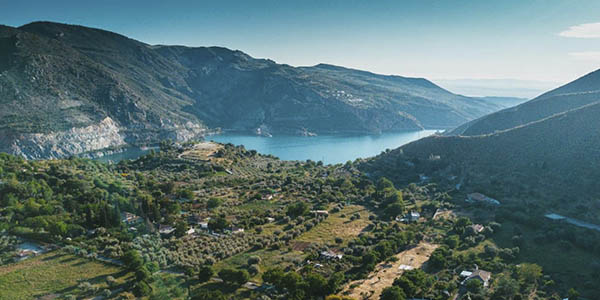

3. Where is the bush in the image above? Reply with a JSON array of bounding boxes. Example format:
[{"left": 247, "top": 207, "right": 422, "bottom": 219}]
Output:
[
  {"left": 101, "top": 289, "right": 112, "bottom": 298},
  {"left": 106, "top": 276, "right": 117, "bottom": 288},
  {"left": 218, "top": 268, "right": 250, "bottom": 286},
  {"left": 198, "top": 265, "right": 214, "bottom": 282},
  {"left": 248, "top": 255, "right": 261, "bottom": 265},
  {"left": 248, "top": 264, "right": 260, "bottom": 275},
  {"left": 134, "top": 281, "right": 152, "bottom": 297},
  {"left": 380, "top": 286, "right": 406, "bottom": 300}
]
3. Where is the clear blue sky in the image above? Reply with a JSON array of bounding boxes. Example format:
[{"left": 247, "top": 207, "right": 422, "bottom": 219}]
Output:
[{"left": 3, "top": 0, "right": 600, "bottom": 84}]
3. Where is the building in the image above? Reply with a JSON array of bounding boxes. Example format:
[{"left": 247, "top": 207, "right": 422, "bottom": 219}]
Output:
[
  {"left": 409, "top": 211, "right": 421, "bottom": 221},
  {"left": 159, "top": 225, "right": 175, "bottom": 235},
  {"left": 320, "top": 250, "right": 343, "bottom": 260},
  {"left": 311, "top": 210, "right": 329, "bottom": 216},
  {"left": 397, "top": 211, "right": 421, "bottom": 223},
  {"left": 230, "top": 227, "right": 245, "bottom": 234},
  {"left": 466, "top": 193, "right": 500, "bottom": 205},
  {"left": 471, "top": 224, "right": 485, "bottom": 233},
  {"left": 461, "top": 269, "right": 492, "bottom": 287},
  {"left": 186, "top": 228, "right": 196, "bottom": 235},
  {"left": 121, "top": 212, "right": 142, "bottom": 226}
]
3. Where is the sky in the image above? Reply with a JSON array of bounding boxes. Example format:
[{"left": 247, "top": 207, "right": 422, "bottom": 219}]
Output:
[{"left": 2, "top": 0, "right": 600, "bottom": 89}]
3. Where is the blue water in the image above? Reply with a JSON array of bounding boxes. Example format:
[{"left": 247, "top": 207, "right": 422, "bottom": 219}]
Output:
[{"left": 209, "top": 130, "right": 438, "bottom": 165}]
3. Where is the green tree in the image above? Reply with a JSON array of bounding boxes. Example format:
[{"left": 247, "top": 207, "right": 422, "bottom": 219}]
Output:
[
  {"left": 197, "top": 266, "right": 214, "bottom": 283},
  {"left": 174, "top": 220, "right": 188, "bottom": 237},
  {"left": 207, "top": 197, "right": 223, "bottom": 209},
  {"left": 122, "top": 250, "right": 144, "bottom": 271},
  {"left": 492, "top": 274, "right": 519, "bottom": 300},
  {"left": 218, "top": 268, "right": 249, "bottom": 286},
  {"left": 465, "top": 279, "right": 483, "bottom": 293},
  {"left": 568, "top": 288, "right": 580, "bottom": 300},
  {"left": 517, "top": 263, "right": 542, "bottom": 285},
  {"left": 208, "top": 216, "right": 229, "bottom": 232},
  {"left": 134, "top": 281, "right": 152, "bottom": 297},
  {"left": 263, "top": 267, "right": 285, "bottom": 287},
  {"left": 380, "top": 286, "right": 406, "bottom": 300},
  {"left": 306, "top": 273, "right": 329, "bottom": 297},
  {"left": 191, "top": 289, "right": 226, "bottom": 300},
  {"left": 286, "top": 201, "right": 309, "bottom": 218}
]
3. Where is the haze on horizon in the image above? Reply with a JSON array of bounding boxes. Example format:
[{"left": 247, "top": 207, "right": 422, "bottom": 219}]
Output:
[{"left": 3, "top": 0, "right": 600, "bottom": 94}]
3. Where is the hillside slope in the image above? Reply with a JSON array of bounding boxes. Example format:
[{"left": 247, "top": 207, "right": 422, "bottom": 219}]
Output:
[
  {"left": 361, "top": 101, "right": 600, "bottom": 221},
  {"left": 1, "top": 21, "right": 503, "bottom": 159},
  {"left": 448, "top": 69, "right": 600, "bottom": 136}
]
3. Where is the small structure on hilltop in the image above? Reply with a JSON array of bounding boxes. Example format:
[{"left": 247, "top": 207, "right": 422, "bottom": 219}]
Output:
[
  {"left": 121, "top": 212, "right": 142, "bottom": 226},
  {"left": 320, "top": 250, "right": 343, "bottom": 260},
  {"left": 396, "top": 211, "right": 421, "bottom": 223},
  {"left": 470, "top": 224, "right": 485, "bottom": 233},
  {"left": 159, "top": 224, "right": 175, "bottom": 235},
  {"left": 311, "top": 210, "right": 329, "bottom": 217},
  {"left": 229, "top": 226, "right": 245, "bottom": 234},
  {"left": 461, "top": 269, "right": 492, "bottom": 287},
  {"left": 466, "top": 193, "right": 500, "bottom": 205}
]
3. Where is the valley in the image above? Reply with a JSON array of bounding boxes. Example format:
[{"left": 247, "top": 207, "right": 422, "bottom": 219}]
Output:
[{"left": 1, "top": 6, "right": 600, "bottom": 300}]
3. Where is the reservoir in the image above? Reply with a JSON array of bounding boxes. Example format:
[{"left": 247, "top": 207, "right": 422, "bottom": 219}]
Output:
[
  {"left": 93, "top": 130, "right": 438, "bottom": 164},
  {"left": 209, "top": 130, "right": 439, "bottom": 165}
]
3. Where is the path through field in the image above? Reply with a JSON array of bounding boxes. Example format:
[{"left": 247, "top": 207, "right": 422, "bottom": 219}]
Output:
[{"left": 342, "top": 242, "right": 438, "bottom": 300}]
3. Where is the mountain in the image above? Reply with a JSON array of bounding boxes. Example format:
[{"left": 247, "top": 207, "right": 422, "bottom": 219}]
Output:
[
  {"left": 0, "top": 21, "right": 504, "bottom": 159},
  {"left": 475, "top": 96, "right": 529, "bottom": 108},
  {"left": 447, "top": 69, "right": 600, "bottom": 136},
  {"left": 360, "top": 100, "right": 600, "bottom": 221},
  {"left": 433, "top": 78, "right": 559, "bottom": 99}
]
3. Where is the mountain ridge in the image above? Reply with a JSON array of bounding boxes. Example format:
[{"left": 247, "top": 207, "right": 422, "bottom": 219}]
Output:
[
  {"left": 1, "top": 21, "right": 504, "bottom": 159},
  {"left": 447, "top": 68, "right": 600, "bottom": 136}
]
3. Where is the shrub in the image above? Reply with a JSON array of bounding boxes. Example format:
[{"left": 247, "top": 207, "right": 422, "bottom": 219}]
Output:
[
  {"left": 198, "top": 265, "right": 214, "bottom": 282},
  {"left": 106, "top": 276, "right": 117, "bottom": 288},
  {"left": 248, "top": 256, "right": 261, "bottom": 265},
  {"left": 248, "top": 264, "right": 260, "bottom": 275}
]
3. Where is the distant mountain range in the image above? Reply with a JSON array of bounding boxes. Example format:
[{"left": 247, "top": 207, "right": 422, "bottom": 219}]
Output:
[
  {"left": 361, "top": 69, "right": 600, "bottom": 221},
  {"left": 433, "top": 78, "right": 559, "bottom": 99},
  {"left": 447, "top": 69, "right": 600, "bottom": 136},
  {"left": 0, "top": 21, "right": 507, "bottom": 159}
]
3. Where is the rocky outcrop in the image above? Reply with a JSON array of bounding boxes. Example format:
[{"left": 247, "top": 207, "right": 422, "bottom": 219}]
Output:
[
  {"left": 5, "top": 117, "right": 125, "bottom": 159},
  {"left": 4, "top": 117, "right": 210, "bottom": 159}
]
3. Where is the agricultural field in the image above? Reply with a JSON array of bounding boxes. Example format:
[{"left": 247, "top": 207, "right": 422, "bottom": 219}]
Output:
[{"left": 0, "top": 251, "right": 130, "bottom": 300}]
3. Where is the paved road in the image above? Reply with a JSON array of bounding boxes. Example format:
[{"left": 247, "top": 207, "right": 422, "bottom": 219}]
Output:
[{"left": 548, "top": 213, "right": 600, "bottom": 232}]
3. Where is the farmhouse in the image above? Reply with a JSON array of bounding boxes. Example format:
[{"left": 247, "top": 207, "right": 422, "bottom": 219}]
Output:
[
  {"left": 461, "top": 269, "right": 492, "bottom": 287},
  {"left": 230, "top": 227, "right": 245, "bottom": 234},
  {"left": 320, "top": 250, "right": 343, "bottom": 260},
  {"left": 159, "top": 225, "right": 175, "bottom": 235},
  {"left": 470, "top": 224, "right": 485, "bottom": 233},
  {"left": 396, "top": 211, "right": 420, "bottom": 223},
  {"left": 311, "top": 210, "right": 329, "bottom": 216},
  {"left": 466, "top": 193, "right": 500, "bottom": 205},
  {"left": 120, "top": 212, "right": 142, "bottom": 225}
]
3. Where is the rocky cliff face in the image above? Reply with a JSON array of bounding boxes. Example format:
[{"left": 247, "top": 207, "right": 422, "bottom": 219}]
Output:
[{"left": 2, "top": 117, "right": 124, "bottom": 159}]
